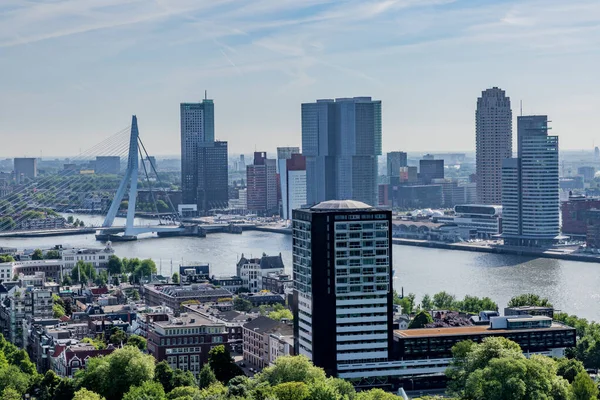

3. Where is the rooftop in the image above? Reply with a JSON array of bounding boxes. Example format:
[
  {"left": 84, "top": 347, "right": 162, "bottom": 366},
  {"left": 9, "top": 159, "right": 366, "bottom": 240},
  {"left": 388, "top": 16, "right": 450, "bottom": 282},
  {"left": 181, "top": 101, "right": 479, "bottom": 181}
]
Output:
[
  {"left": 153, "top": 312, "right": 221, "bottom": 328},
  {"left": 311, "top": 200, "right": 372, "bottom": 210},
  {"left": 394, "top": 322, "right": 572, "bottom": 338}
]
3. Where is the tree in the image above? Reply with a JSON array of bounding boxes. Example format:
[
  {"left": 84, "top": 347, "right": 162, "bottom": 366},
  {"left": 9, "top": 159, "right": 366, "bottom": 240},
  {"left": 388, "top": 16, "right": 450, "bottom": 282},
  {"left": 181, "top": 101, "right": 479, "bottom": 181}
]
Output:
[
  {"left": 198, "top": 364, "right": 217, "bottom": 389},
  {"left": 44, "top": 250, "right": 61, "bottom": 260},
  {"left": 0, "top": 218, "right": 15, "bottom": 232},
  {"left": 227, "top": 375, "right": 250, "bottom": 397},
  {"left": 507, "top": 293, "right": 552, "bottom": 308},
  {"left": 73, "top": 388, "right": 106, "bottom": 400},
  {"left": 421, "top": 294, "right": 433, "bottom": 310},
  {"left": 109, "top": 327, "right": 127, "bottom": 346},
  {"left": 0, "top": 255, "right": 14, "bottom": 263},
  {"left": 31, "top": 249, "right": 44, "bottom": 260},
  {"left": 123, "top": 381, "right": 166, "bottom": 400},
  {"left": 269, "top": 308, "right": 293, "bottom": 321},
  {"left": 76, "top": 346, "right": 155, "bottom": 399},
  {"left": 454, "top": 295, "right": 498, "bottom": 313},
  {"left": 408, "top": 311, "right": 433, "bottom": 329},
  {"left": 571, "top": 372, "right": 599, "bottom": 400},
  {"left": 432, "top": 291, "right": 456, "bottom": 309},
  {"left": 208, "top": 345, "right": 242, "bottom": 383},
  {"left": 171, "top": 272, "right": 179, "bottom": 284},
  {"left": 54, "top": 378, "right": 76, "bottom": 400},
  {"left": 154, "top": 361, "right": 174, "bottom": 393},
  {"left": 171, "top": 369, "right": 195, "bottom": 390},
  {"left": 556, "top": 358, "right": 586, "bottom": 383},
  {"left": 233, "top": 297, "right": 252, "bottom": 312},
  {"left": 127, "top": 335, "right": 147, "bottom": 351},
  {"left": 0, "top": 365, "right": 32, "bottom": 396},
  {"left": 67, "top": 216, "right": 74, "bottom": 224},
  {"left": 107, "top": 256, "right": 123, "bottom": 275},
  {"left": 355, "top": 388, "right": 402, "bottom": 399},
  {"left": 0, "top": 388, "right": 21, "bottom": 400},
  {"left": 398, "top": 293, "right": 416, "bottom": 315},
  {"left": 168, "top": 386, "right": 201, "bottom": 399},
  {"left": 53, "top": 303, "right": 65, "bottom": 318},
  {"left": 272, "top": 381, "right": 309, "bottom": 400},
  {"left": 81, "top": 337, "right": 106, "bottom": 350},
  {"left": 156, "top": 200, "right": 170, "bottom": 212},
  {"left": 71, "top": 261, "right": 97, "bottom": 284},
  {"left": 257, "top": 355, "right": 326, "bottom": 386}
]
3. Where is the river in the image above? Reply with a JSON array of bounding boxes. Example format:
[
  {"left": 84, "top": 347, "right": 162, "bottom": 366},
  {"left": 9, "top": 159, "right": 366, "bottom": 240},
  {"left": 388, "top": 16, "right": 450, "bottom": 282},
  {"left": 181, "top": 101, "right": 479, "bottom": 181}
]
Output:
[{"left": 0, "top": 214, "right": 599, "bottom": 321}]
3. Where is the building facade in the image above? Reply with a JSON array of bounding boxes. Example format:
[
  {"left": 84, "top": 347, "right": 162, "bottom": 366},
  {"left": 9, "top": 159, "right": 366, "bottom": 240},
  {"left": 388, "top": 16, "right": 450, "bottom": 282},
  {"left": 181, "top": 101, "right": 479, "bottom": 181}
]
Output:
[
  {"left": 236, "top": 253, "right": 285, "bottom": 292},
  {"left": 180, "top": 100, "right": 228, "bottom": 214},
  {"left": 95, "top": 156, "right": 121, "bottom": 175},
  {"left": 502, "top": 116, "right": 560, "bottom": 247},
  {"left": 292, "top": 200, "right": 393, "bottom": 379},
  {"left": 302, "top": 97, "right": 382, "bottom": 207},
  {"left": 246, "top": 152, "right": 278, "bottom": 215},
  {"left": 14, "top": 158, "right": 37, "bottom": 183},
  {"left": 419, "top": 159, "right": 444, "bottom": 184},
  {"left": 561, "top": 195, "right": 600, "bottom": 239},
  {"left": 387, "top": 152, "right": 408, "bottom": 181},
  {"left": 280, "top": 153, "right": 307, "bottom": 220},
  {"left": 242, "top": 316, "right": 293, "bottom": 369},
  {"left": 476, "top": 87, "right": 512, "bottom": 205}
]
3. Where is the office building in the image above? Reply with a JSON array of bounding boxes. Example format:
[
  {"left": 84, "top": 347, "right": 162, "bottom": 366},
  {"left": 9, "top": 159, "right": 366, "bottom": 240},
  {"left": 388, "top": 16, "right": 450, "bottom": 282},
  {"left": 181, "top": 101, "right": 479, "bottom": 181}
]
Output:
[
  {"left": 476, "top": 87, "right": 512, "bottom": 205},
  {"left": 578, "top": 166, "right": 596, "bottom": 182},
  {"left": 561, "top": 195, "right": 600, "bottom": 239},
  {"left": 302, "top": 97, "right": 382, "bottom": 207},
  {"left": 181, "top": 100, "right": 228, "bottom": 214},
  {"left": 387, "top": 152, "right": 407, "bottom": 181},
  {"left": 247, "top": 152, "right": 278, "bottom": 215},
  {"left": 398, "top": 166, "right": 418, "bottom": 183},
  {"left": 280, "top": 153, "right": 307, "bottom": 219},
  {"left": 14, "top": 158, "right": 37, "bottom": 182},
  {"left": 419, "top": 159, "right": 444, "bottom": 184},
  {"left": 502, "top": 115, "right": 559, "bottom": 247},
  {"left": 292, "top": 200, "right": 393, "bottom": 378},
  {"left": 394, "top": 185, "right": 443, "bottom": 209},
  {"left": 276, "top": 147, "right": 300, "bottom": 173},
  {"left": 95, "top": 156, "right": 121, "bottom": 175},
  {"left": 242, "top": 316, "right": 293, "bottom": 369}
]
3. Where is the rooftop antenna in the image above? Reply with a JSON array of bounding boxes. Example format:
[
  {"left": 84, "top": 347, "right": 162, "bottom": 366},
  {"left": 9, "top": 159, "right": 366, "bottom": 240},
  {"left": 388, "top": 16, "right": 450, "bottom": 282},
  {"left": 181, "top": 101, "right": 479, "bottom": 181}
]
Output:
[
  {"left": 205, "top": 90, "right": 207, "bottom": 100},
  {"left": 520, "top": 100, "right": 523, "bottom": 116}
]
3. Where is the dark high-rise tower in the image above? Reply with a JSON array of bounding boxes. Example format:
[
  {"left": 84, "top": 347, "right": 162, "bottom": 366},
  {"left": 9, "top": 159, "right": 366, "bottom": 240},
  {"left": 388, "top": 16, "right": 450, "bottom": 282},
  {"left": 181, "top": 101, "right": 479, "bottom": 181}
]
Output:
[
  {"left": 180, "top": 99, "right": 228, "bottom": 213},
  {"left": 302, "top": 97, "right": 382, "bottom": 207},
  {"left": 476, "top": 87, "right": 512, "bottom": 205}
]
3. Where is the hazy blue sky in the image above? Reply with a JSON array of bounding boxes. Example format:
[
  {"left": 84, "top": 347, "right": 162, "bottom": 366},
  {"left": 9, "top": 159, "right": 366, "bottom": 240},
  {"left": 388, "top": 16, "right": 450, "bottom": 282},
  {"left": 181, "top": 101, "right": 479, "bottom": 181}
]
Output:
[{"left": 1, "top": 0, "right": 600, "bottom": 157}]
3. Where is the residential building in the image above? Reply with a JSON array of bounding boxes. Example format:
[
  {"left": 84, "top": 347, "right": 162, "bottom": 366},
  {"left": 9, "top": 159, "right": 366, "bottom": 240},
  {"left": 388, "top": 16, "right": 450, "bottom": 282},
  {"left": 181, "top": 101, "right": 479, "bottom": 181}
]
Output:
[
  {"left": 476, "top": 87, "right": 512, "bottom": 204},
  {"left": 247, "top": 152, "right": 278, "bottom": 215},
  {"left": 236, "top": 253, "right": 285, "bottom": 292},
  {"left": 0, "top": 286, "right": 54, "bottom": 347},
  {"left": 146, "top": 311, "right": 229, "bottom": 377},
  {"left": 180, "top": 100, "right": 228, "bottom": 214},
  {"left": 387, "top": 152, "right": 408, "bottom": 181},
  {"left": 14, "top": 158, "right": 37, "bottom": 182},
  {"left": 243, "top": 316, "right": 293, "bottom": 369},
  {"left": 502, "top": 115, "right": 560, "bottom": 247},
  {"left": 280, "top": 153, "right": 307, "bottom": 220},
  {"left": 261, "top": 273, "right": 293, "bottom": 295},
  {"left": 292, "top": 200, "right": 394, "bottom": 378},
  {"left": 419, "top": 159, "right": 444, "bottom": 184},
  {"left": 186, "top": 304, "right": 251, "bottom": 353},
  {"left": 53, "top": 343, "right": 115, "bottom": 378},
  {"left": 561, "top": 195, "right": 600, "bottom": 239},
  {"left": 95, "top": 156, "right": 121, "bottom": 175},
  {"left": 143, "top": 283, "right": 233, "bottom": 310},
  {"left": 302, "top": 97, "right": 382, "bottom": 207},
  {"left": 61, "top": 244, "right": 115, "bottom": 271}
]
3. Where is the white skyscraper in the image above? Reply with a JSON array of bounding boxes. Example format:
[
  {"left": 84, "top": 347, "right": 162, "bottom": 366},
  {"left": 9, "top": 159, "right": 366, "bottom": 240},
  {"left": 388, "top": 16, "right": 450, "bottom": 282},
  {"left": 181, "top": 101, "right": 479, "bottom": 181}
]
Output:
[
  {"left": 502, "top": 115, "right": 559, "bottom": 247},
  {"left": 476, "top": 87, "right": 512, "bottom": 205}
]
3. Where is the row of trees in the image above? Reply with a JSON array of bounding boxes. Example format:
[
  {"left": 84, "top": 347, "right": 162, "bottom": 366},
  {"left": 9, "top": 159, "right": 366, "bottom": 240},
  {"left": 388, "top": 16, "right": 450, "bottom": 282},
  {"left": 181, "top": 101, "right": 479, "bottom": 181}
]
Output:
[{"left": 395, "top": 291, "right": 499, "bottom": 315}]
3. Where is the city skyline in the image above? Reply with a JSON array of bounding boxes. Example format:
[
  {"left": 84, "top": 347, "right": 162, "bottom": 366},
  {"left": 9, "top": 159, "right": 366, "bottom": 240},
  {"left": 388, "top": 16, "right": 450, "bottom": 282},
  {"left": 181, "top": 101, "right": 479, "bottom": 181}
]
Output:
[{"left": 2, "top": 1, "right": 600, "bottom": 156}]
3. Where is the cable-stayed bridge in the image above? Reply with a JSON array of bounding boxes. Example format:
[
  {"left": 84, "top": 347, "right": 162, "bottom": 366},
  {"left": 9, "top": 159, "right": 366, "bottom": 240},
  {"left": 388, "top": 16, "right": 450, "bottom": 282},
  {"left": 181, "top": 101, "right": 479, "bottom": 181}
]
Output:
[{"left": 0, "top": 116, "right": 196, "bottom": 241}]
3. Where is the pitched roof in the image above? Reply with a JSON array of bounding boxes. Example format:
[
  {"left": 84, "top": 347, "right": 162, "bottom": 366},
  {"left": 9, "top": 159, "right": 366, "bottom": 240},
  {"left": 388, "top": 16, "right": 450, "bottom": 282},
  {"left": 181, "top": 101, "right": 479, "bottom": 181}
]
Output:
[
  {"left": 260, "top": 254, "right": 284, "bottom": 270},
  {"left": 243, "top": 316, "right": 283, "bottom": 333}
]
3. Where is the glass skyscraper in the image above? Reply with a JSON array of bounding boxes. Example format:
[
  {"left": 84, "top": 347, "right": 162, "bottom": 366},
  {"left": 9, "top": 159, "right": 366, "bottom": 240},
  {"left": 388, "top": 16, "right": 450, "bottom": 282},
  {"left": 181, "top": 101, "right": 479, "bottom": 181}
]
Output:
[{"left": 302, "top": 97, "right": 382, "bottom": 207}]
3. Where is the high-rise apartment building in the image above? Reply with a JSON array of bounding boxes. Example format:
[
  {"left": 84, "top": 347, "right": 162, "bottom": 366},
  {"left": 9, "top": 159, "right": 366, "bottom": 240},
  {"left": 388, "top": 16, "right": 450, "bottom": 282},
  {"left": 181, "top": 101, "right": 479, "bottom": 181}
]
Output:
[
  {"left": 95, "top": 156, "right": 121, "bottom": 175},
  {"left": 502, "top": 115, "right": 559, "bottom": 247},
  {"left": 476, "top": 87, "right": 512, "bottom": 205},
  {"left": 419, "top": 159, "right": 444, "bottom": 184},
  {"left": 13, "top": 158, "right": 37, "bottom": 183},
  {"left": 292, "top": 200, "right": 393, "bottom": 378},
  {"left": 247, "top": 152, "right": 278, "bottom": 215},
  {"left": 280, "top": 153, "right": 306, "bottom": 220},
  {"left": 276, "top": 147, "right": 300, "bottom": 172},
  {"left": 180, "top": 99, "right": 228, "bottom": 214},
  {"left": 386, "top": 152, "right": 407, "bottom": 181},
  {"left": 302, "top": 97, "right": 382, "bottom": 207}
]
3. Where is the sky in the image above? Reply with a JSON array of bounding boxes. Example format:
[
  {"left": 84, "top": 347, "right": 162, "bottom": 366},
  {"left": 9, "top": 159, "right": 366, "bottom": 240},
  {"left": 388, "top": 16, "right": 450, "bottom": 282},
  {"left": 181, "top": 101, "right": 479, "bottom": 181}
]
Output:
[{"left": 1, "top": 0, "right": 600, "bottom": 158}]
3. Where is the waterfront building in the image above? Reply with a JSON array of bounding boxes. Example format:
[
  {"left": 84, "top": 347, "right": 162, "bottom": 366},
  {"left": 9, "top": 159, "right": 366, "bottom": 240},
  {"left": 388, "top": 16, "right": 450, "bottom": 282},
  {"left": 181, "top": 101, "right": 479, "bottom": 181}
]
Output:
[
  {"left": 242, "top": 316, "right": 293, "bottom": 369},
  {"left": 419, "top": 159, "right": 444, "bottom": 184},
  {"left": 279, "top": 153, "right": 306, "bottom": 220},
  {"left": 502, "top": 115, "right": 559, "bottom": 247},
  {"left": 95, "top": 156, "right": 121, "bottom": 175},
  {"left": 561, "top": 195, "right": 600, "bottom": 239},
  {"left": 431, "top": 179, "right": 466, "bottom": 208},
  {"left": 292, "top": 200, "right": 394, "bottom": 379},
  {"left": 387, "top": 152, "right": 408, "bottom": 181},
  {"left": 61, "top": 244, "right": 115, "bottom": 271},
  {"left": 236, "top": 253, "right": 285, "bottom": 292},
  {"left": 476, "top": 87, "right": 512, "bottom": 205},
  {"left": 180, "top": 100, "right": 228, "bottom": 214},
  {"left": 302, "top": 97, "right": 382, "bottom": 207},
  {"left": 146, "top": 311, "right": 228, "bottom": 377},
  {"left": 13, "top": 158, "right": 37, "bottom": 182},
  {"left": 585, "top": 209, "right": 600, "bottom": 248},
  {"left": 228, "top": 188, "right": 247, "bottom": 212},
  {"left": 247, "top": 152, "right": 278, "bottom": 216},
  {"left": 435, "top": 205, "right": 502, "bottom": 239}
]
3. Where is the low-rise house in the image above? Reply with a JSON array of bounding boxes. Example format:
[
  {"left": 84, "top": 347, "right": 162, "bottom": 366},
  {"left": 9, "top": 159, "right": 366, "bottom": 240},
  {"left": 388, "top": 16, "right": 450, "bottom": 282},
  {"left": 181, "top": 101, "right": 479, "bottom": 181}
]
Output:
[
  {"left": 52, "top": 343, "right": 116, "bottom": 378},
  {"left": 242, "top": 316, "right": 293, "bottom": 369}
]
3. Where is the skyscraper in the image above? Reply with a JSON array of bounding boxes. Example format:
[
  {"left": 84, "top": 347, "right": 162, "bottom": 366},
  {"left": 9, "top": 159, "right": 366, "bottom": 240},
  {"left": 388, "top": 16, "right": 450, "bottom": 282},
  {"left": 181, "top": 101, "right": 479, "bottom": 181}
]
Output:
[
  {"left": 476, "top": 87, "right": 512, "bottom": 205},
  {"left": 386, "top": 151, "right": 407, "bottom": 183},
  {"left": 292, "top": 200, "right": 393, "bottom": 378},
  {"left": 180, "top": 99, "right": 228, "bottom": 214},
  {"left": 281, "top": 153, "right": 306, "bottom": 219},
  {"left": 302, "top": 97, "right": 382, "bottom": 207},
  {"left": 246, "top": 152, "right": 278, "bottom": 215},
  {"left": 419, "top": 159, "right": 444, "bottom": 184},
  {"left": 13, "top": 158, "right": 37, "bottom": 183},
  {"left": 502, "top": 115, "right": 559, "bottom": 247}
]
